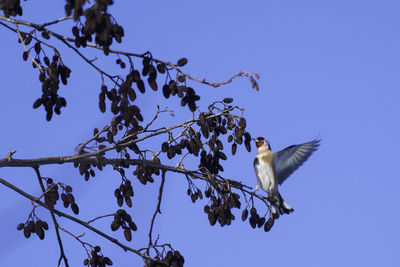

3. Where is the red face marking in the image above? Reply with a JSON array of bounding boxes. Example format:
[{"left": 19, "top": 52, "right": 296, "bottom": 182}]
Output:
[{"left": 256, "top": 139, "right": 264, "bottom": 148}]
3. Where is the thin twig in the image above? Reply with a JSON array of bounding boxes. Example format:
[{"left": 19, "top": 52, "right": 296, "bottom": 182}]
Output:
[
  {"left": 33, "top": 167, "right": 69, "bottom": 267},
  {"left": 148, "top": 170, "right": 166, "bottom": 250},
  {"left": 87, "top": 214, "right": 115, "bottom": 224},
  {"left": 76, "top": 125, "right": 111, "bottom": 155},
  {"left": 57, "top": 225, "right": 92, "bottom": 258}
]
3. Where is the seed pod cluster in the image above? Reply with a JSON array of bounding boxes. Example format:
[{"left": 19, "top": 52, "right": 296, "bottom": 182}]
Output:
[
  {"left": 203, "top": 190, "right": 241, "bottom": 227},
  {"left": 99, "top": 72, "right": 145, "bottom": 138},
  {"left": 75, "top": 160, "right": 98, "bottom": 181},
  {"left": 110, "top": 209, "right": 137, "bottom": 242},
  {"left": 161, "top": 136, "right": 201, "bottom": 159},
  {"left": 199, "top": 150, "right": 225, "bottom": 175},
  {"left": 188, "top": 188, "right": 203, "bottom": 203},
  {"left": 141, "top": 57, "right": 158, "bottom": 91},
  {"left": 226, "top": 117, "right": 252, "bottom": 154},
  {"left": 114, "top": 179, "right": 134, "bottom": 207},
  {"left": 0, "top": 0, "right": 23, "bottom": 18},
  {"left": 115, "top": 58, "right": 126, "bottom": 69},
  {"left": 147, "top": 250, "right": 185, "bottom": 267},
  {"left": 44, "top": 178, "right": 59, "bottom": 208},
  {"left": 243, "top": 207, "right": 275, "bottom": 232},
  {"left": 83, "top": 246, "right": 113, "bottom": 266},
  {"left": 29, "top": 52, "right": 70, "bottom": 121},
  {"left": 161, "top": 80, "right": 201, "bottom": 112},
  {"left": 133, "top": 165, "right": 159, "bottom": 185},
  {"left": 60, "top": 185, "right": 79, "bottom": 215},
  {"left": 65, "top": 0, "right": 124, "bottom": 54},
  {"left": 17, "top": 219, "right": 49, "bottom": 240}
]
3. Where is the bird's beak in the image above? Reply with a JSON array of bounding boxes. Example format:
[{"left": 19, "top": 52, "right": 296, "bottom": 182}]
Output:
[{"left": 252, "top": 138, "right": 258, "bottom": 142}]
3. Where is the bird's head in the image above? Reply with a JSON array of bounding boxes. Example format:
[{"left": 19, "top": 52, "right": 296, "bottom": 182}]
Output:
[{"left": 253, "top": 137, "right": 271, "bottom": 150}]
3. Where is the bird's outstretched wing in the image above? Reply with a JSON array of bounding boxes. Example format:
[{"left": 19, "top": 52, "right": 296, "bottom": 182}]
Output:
[{"left": 274, "top": 139, "right": 320, "bottom": 185}]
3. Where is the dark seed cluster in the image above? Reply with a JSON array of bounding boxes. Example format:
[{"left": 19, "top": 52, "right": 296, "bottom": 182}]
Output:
[
  {"left": 133, "top": 158, "right": 160, "bottom": 185},
  {"left": 66, "top": 0, "right": 124, "bottom": 54},
  {"left": 114, "top": 179, "right": 134, "bottom": 207},
  {"left": 147, "top": 250, "right": 185, "bottom": 267},
  {"left": 241, "top": 207, "right": 275, "bottom": 232},
  {"left": 60, "top": 185, "right": 80, "bottom": 215},
  {"left": 0, "top": 0, "right": 23, "bottom": 18},
  {"left": 19, "top": 35, "right": 71, "bottom": 121},
  {"left": 83, "top": 246, "right": 113, "bottom": 266},
  {"left": 203, "top": 188, "right": 241, "bottom": 227},
  {"left": 74, "top": 157, "right": 103, "bottom": 181},
  {"left": 43, "top": 178, "right": 59, "bottom": 208},
  {"left": 17, "top": 219, "right": 49, "bottom": 240},
  {"left": 110, "top": 209, "right": 137, "bottom": 242}
]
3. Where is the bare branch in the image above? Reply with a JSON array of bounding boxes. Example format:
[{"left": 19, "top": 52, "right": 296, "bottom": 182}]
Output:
[
  {"left": 0, "top": 15, "right": 259, "bottom": 89},
  {"left": 148, "top": 170, "right": 166, "bottom": 249},
  {"left": 0, "top": 177, "right": 160, "bottom": 263}
]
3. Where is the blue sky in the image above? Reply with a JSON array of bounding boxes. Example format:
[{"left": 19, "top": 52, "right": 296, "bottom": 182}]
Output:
[{"left": 1, "top": 0, "right": 400, "bottom": 266}]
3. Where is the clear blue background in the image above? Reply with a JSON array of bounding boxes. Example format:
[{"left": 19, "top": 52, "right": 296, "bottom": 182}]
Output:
[{"left": 1, "top": 0, "right": 399, "bottom": 266}]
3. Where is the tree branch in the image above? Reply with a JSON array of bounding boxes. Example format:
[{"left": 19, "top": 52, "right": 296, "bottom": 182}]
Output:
[
  {"left": 0, "top": 15, "right": 259, "bottom": 89},
  {"left": 0, "top": 177, "right": 160, "bottom": 263}
]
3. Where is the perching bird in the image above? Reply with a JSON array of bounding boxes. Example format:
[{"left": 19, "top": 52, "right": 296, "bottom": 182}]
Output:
[{"left": 253, "top": 137, "right": 320, "bottom": 218}]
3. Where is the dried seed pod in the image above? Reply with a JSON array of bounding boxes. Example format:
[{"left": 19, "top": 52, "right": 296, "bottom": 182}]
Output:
[
  {"left": 245, "top": 140, "right": 251, "bottom": 152},
  {"left": 218, "top": 151, "right": 227, "bottom": 160},
  {"left": 161, "top": 142, "right": 169, "bottom": 152},
  {"left": 177, "top": 75, "right": 186, "bottom": 83},
  {"left": 204, "top": 205, "right": 210, "bottom": 214},
  {"left": 156, "top": 63, "right": 166, "bottom": 73},
  {"left": 71, "top": 203, "right": 79, "bottom": 214},
  {"left": 241, "top": 209, "right": 249, "bottom": 221},
  {"left": 264, "top": 218, "right": 274, "bottom": 232},
  {"left": 110, "top": 221, "right": 119, "bottom": 231},
  {"left": 249, "top": 215, "right": 257, "bottom": 229},
  {"left": 216, "top": 140, "right": 223, "bottom": 150},
  {"left": 22, "top": 51, "right": 28, "bottom": 61},
  {"left": 231, "top": 143, "right": 237, "bottom": 155},
  {"left": 36, "top": 226, "right": 45, "bottom": 240},
  {"left": 250, "top": 207, "right": 257, "bottom": 216},
  {"left": 104, "top": 257, "right": 113, "bottom": 266},
  {"left": 136, "top": 80, "right": 145, "bottom": 93},
  {"left": 34, "top": 42, "right": 41, "bottom": 54},
  {"left": 223, "top": 98, "right": 233, "bottom": 103},
  {"left": 125, "top": 197, "right": 132, "bottom": 208},
  {"left": 208, "top": 211, "right": 216, "bottom": 226},
  {"left": 148, "top": 77, "right": 158, "bottom": 91},
  {"left": 17, "top": 223, "right": 24, "bottom": 231},
  {"left": 42, "top": 221, "right": 49, "bottom": 230},
  {"left": 177, "top": 57, "right": 188, "bottom": 66},
  {"left": 124, "top": 227, "right": 132, "bottom": 241},
  {"left": 258, "top": 217, "right": 266, "bottom": 228},
  {"left": 162, "top": 84, "right": 170, "bottom": 98},
  {"left": 239, "top": 118, "right": 247, "bottom": 128},
  {"left": 72, "top": 26, "right": 79, "bottom": 36},
  {"left": 33, "top": 98, "right": 43, "bottom": 109},
  {"left": 23, "top": 226, "right": 31, "bottom": 238},
  {"left": 227, "top": 135, "right": 233, "bottom": 143},
  {"left": 201, "top": 125, "right": 209, "bottom": 139}
]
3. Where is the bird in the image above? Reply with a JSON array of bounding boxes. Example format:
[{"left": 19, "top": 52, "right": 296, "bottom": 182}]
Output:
[{"left": 253, "top": 137, "right": 320, "bottom": 218}]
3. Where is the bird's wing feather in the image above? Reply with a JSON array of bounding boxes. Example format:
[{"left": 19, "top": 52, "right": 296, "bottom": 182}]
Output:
[
  {"left": 274, "top": 139, "right": 320, "bottom": 185},
  {"left": 253, "top": 157, "right": 260, "bottom": 180}
]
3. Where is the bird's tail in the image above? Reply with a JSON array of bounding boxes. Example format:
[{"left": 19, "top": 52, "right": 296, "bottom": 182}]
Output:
[{"left": 269, "top": 193, "right": 294, "bottom": 219}]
